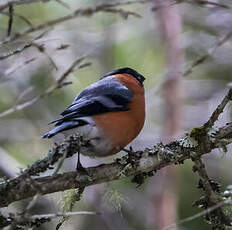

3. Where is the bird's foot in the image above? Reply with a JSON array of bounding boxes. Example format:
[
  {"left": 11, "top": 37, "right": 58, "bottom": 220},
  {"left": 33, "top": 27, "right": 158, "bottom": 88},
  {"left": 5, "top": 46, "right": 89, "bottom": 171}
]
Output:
[
  {"left": 123, "top": 146, "right": 136, "bottom": 168},
  {"left": 76, "top": 152, "right": 89, "bottom": 175},
  {"left": 76, "top": 161, "right": 89, "bottom": 175}
]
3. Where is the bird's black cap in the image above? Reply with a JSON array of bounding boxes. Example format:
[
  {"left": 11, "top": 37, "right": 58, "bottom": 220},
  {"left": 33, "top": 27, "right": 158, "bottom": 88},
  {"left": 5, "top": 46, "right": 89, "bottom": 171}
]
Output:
[{"left": 102, "top": 67, "right": 146, "bottom": 86}]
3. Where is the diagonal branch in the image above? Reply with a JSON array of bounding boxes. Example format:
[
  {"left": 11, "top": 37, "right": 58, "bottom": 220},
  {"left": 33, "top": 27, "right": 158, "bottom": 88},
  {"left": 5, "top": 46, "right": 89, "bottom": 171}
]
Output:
[
  {"left": 0, "top": 56, "right": 89, "bottom": 118},
  {"left": 192, "top": 158, "right": 231, "bottom": 228},
  {"left": 204, "top": 89, "right": 232, "bottom": 128},
  {"left": 7, "top": 4, "right": 13, "bottom": 37},
  {"left": 163, "top": 197, "right": 232, "bottom": 230},
  {"left": 183, "top": 31, "right": 232, "bottom": 77}
]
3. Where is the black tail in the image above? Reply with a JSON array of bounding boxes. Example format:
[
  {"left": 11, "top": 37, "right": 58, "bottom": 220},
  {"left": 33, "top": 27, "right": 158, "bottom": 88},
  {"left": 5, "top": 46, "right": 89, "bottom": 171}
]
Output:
[{"left": 42, "top": 121, "right": 80, "bottom": 138}]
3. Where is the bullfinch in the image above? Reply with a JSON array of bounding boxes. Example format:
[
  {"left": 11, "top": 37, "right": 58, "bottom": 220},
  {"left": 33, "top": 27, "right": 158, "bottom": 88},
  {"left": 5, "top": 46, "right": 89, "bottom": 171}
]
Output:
[{"left": 43, "top": 67, "right": 145, "bottom": 169}]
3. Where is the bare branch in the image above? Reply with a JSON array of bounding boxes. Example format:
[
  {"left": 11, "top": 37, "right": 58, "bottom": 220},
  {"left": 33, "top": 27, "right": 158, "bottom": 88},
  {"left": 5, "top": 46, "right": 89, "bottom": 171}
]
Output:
[
  {"left": 20, "top": 135, "right": 82, "bottom": 178},
  {"left": 0, "top": 93, "right": 39, "bottom": 118},
  {"left": 0, "top": 89, "right": 231, "bottom": 230},
  {"left": 1, "top": 120, "right": 232, "bottom": 208},
  {"left": 52, "top": 151, "right": 68, "bottom": 176},
  {"left": 0, "top": 0, "right": 51, "bottom": 12},
  {"left": 55, "top": 0, "right": 70, "bottom": 9},
  {"left": 0, "top": 11, "right": 33, "bottom": 27},
  {"left": 1, "top": 2, "right": 144, "bottom": 45},
  {"left": 204, "top": 89, "right": 232, "bottom": 128},
  {"left": 22, "top": 194, "right": 40, "bottom": 214},
  {"left": 183, "top": 31, "right": 232, "bottom": 77},
  {"left": 31, "top": 211, "right": 99, "bottom": 219},
  {"left": 191, "top": 158, "right": 230, "bottom": 228},
  {"left": 185, "top": 0, "right": 230, "bottom": 9},
  {"left": 0, "top": 31, "right": 47, "bottom": 60},
  {"left": 0, "top": 147, "right": 23, "bottom": 178},
  {"left": 56, "top": 57, "right": 85, "bottom": 85},
  {"left": 0, "top": 44, "right": 31, "bottom": 60},
  {"left": 0, "top": 56, "right": 89, "bottom": 118},
  {"left": 163, "top": 198, "right": 232, "bottom": 230},
  {"left": 7, "top": 4, "right": 13, "bottom": 37},
  {"left": 152, "top": 0, "right": 230, "bottom": 11},
  {"left": 1, "top": 57, "right": 36, "bottom": 81},
  {"left": 0, "top": 0, "right": 150, "bottom": 13}
]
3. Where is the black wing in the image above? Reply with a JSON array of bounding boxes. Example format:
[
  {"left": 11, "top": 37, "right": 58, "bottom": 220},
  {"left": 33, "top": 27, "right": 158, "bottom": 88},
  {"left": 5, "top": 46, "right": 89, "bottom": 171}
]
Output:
[
  {"left": 52, "top": 77, "right": 133, "bottom": 125},
  {"left": 42, "top": 74, "right": 134, "bottom": 138}
]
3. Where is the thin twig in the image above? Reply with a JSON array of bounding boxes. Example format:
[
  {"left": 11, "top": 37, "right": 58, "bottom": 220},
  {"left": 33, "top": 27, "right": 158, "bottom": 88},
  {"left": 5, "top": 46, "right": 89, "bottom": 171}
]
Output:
[
  {"left": 1, "top": 2, "right": 144, "bottom": 45},
  {"left": 101, "top": 8, "right": 141, "bottom": 19},
  {"left": 1, "top": 57, "right": 36, "bottom": 82},
  {"left": 186, "top": 0, "right": 230, "bottom": 9},
  {"left": 0, "top": 43, "right": 32, "bottom": 60},
  {"left": 22, "top": 194, "right": 40, "bottom": 215},
  {"left": 183, "top": 31, "right": 232, "bottom": 77},
  {"left": 162, "top": 198, "right": 231, "bottom": 230},
  {"left": 0, "top": 31, "right": 48, "bottom": 60},
  {"left": 52, "top": 151, "right": 68, "bottom": 175},
  {"left": 31, "top": 211, "right": 99, "bottom": 219},
  {"left": 192, "top": 158, "right": 218, "bottom": 200},
  {"left": 56, "top": 57, "right": 85, "bottom": 85},
  {"left": 0, "top": 93, "right": 39, "bottom": 118},
  {"left": 18, "top": 174, "right": 46, "bottom": 219},
  {"left": 191, "top": 158, "right": 231, "bottom": 228},
  {"left": 0, "top": 0, "right": 50, "bottom": 12},
  {"left": 152, "top": 0, "right": 230, "bottom": 11},
  {"left": 204, "top": 89, "right": 232, "bottom": 128},
  {"left": 0, "top": 210, "right": 98, "bottom": 229},
  {"left": 31, "top": 42, "right": 58, "bottom": 70},
  {"left": 0, "top": 147, "right": 23, "bottom": 178},
  {"left": 21, "top": 134, "right": 82, "bottom": 178},
  {"left": 13, "top": 86, "right": 34, "bottom": 106},
  {"left": 0, "top": 0, "right": 150, "bottom": 13},
  {"left": 0, "top": 56, "right": 88, "bottom": 118},
  {"left": 55, "top": 0, "right": 70, "bottom": 9},
  {"left": 1, "top": 11, "right": 33, "bottom": 27},
  {"left": 0, "top": 0, "right": 229, "bottom": 15},
  {"left": 7, "top": 4, "right": 14, "bottom": 37}
]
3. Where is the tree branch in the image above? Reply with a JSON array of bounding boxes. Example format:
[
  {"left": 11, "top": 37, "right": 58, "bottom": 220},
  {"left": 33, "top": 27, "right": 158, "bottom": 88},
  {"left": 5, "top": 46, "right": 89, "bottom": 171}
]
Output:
[
  {"left": 164, "top": 198, "right": 232, "bottom": 230},
  {"left": 192, "top": 158, "right": 231, "bottom": 228},
  {"left": 1, "top": 2, "right": 143, "bottom": 45},
  {"left": 0, "top": 89, "right": 231, "bottom": 230},
  {"left": 183, "top": 31, "right": 232, "bottom": 77},
  {"left": 7, "top": 4, "right": 13, "bottom": 37},
  {"left": 0, "top": 56, "right": 89, "bottom": 118},
  {"left": 0, "top": 93, "right": 232, "bottom": 208},
  {"left": 204, "top": 89, "right": 232, "bottom": 128},
  {"left": 0, "top": 0, "right": 150, "bottom": 13}
]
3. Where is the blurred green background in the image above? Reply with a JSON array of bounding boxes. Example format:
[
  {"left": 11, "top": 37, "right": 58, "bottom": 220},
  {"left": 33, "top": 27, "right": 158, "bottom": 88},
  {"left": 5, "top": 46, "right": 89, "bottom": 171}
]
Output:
[{"left": 0, "top": 0, "right": 232, "bottom": 229}]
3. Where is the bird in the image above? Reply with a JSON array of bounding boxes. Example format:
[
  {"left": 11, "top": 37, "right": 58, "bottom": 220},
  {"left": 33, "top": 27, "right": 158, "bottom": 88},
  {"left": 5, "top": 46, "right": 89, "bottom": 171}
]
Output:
[{"left": 42, "top": 67, "right": 146, "bottom": 169}]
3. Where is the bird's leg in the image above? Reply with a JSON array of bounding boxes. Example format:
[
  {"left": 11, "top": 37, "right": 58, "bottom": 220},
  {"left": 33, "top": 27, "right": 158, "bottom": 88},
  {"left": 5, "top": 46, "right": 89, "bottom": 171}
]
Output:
[
  {"left": 76, "top": 151, "right": 85, "bottom": 171},
  {"left": 75, "top": 137, "right": 90, "bottom": 175},
  {"left": 75, "top": 136, "right": 87, "bottom": 172}
]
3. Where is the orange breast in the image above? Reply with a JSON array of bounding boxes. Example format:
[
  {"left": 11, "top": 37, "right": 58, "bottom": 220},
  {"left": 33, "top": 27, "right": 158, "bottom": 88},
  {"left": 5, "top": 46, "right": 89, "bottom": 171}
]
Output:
[{"left": 93, "top": 74, "right": 145, "bottom": 155}]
